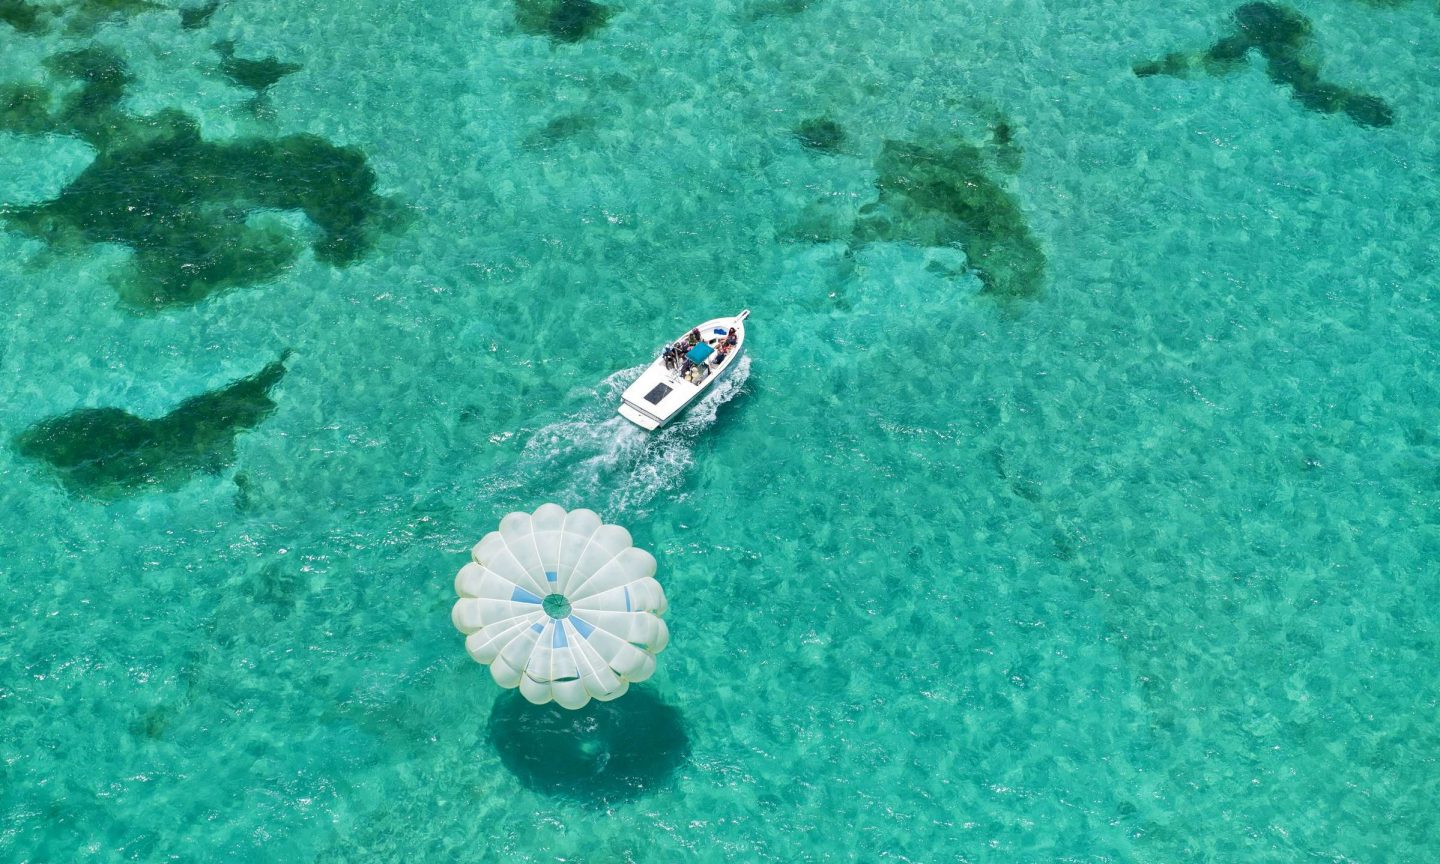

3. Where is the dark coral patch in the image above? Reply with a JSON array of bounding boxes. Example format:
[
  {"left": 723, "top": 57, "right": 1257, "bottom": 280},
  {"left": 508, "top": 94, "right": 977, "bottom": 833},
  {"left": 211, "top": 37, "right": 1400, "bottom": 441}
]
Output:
[
  {"left": 0, "top": 47, "right": 401, "bottom": 308},
  {"left": 742, "top": 0, "right": 818, "bottom": 20},
  {"left": 989, "top": 119, "right": 1023, "bottom": 174},
  {"left": 67, "top": 0, "right": 162, "bottom": 33},
  {"left": 1208, "top": 1, "right": 1311, "bottom": 61},
  {"left": 515, "top": 0, "right": 612, "bottom": 43},
  {"left": 179, "top": 0, "right": 220, "bottom": 29},
  {"left": 108, "top": 0, "right": 163, "bottom": 12},
  {"left": 1134, "top": 3, "right": 1394, "bottom": 128},
  {"left": 0, "top": 47, "right": 131, "bottom": 144},
  {"left": 5, "top": 121, "right": 394, "bottom": 306},
  {"left": 1132, "top": 52, "right": 1191, "bottom": 79},
  {"left": 0, "top": 0, "right": 43, "bottom": 33},
  {"left": 72, "top": 0, "right": 162, "bottom": 16},
  {"left": 523, "top": 112, "right": 597, "bottom": 149},
  {"left": 2, "top": 0, "right": 164, "bottom": 34},
  {"left": 793, "top": 117, "right": 845, "bottom": 153},
  {"left": 489, "top": 688, "right": 689, "bottom": 804},
  {"left": 214, "top": 40, "right": 300, "bottom": 95},
  {"left": 14, "top": 351, "right": 291, "bottom": 498},
  {"left": 853, "top": 139, "right": 1046, "bottom": 300},
  {"left": 0, "top": 82, "right": 53, "bottom": 135}
]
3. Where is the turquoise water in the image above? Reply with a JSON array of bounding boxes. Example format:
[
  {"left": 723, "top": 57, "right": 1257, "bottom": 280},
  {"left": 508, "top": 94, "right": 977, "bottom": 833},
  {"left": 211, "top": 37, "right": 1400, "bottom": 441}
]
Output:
[{"left": 3, "top": 0, "right": 1440, "bottom": 860}]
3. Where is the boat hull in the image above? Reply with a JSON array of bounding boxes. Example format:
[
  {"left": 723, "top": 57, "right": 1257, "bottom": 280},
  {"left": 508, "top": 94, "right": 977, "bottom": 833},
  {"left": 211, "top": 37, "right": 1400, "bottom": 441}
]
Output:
[{"left": 618, "top": 312, "right": 748, "bottom": 430}]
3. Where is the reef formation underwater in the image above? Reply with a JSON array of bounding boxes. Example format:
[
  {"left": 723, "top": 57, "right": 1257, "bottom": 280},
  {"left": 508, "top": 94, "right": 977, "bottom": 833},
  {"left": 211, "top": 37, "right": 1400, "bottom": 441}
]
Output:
[
  {"left": 213, "top": 38, "right": 300, "bottom": 107},
  {"left": 514, "top": 0, "right": 613, "bottom": 42},
  {"left": 14, "top": 351, "right": 293, "bottom": 499},
  {"left": 1, "top": 3, "right": 392, "bottom": 498},
  {"left": 1134, "top": 3, "right": 1395, "bottom": 129},
  {"left": 856, "top": 138, "right": 1045, "bottom": 301},
  {"left": 787, "top": 119, "right": 1045, "bottom": 302},
  {"left": 0, "top": 0, "right": 165, "bottom": 35},
  {"left": 0, "top": 45, "right": 403, "bottom": 309}
]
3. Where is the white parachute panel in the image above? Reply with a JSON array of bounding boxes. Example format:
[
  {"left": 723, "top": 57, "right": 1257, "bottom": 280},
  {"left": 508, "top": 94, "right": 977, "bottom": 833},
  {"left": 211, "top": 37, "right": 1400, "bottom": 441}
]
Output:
[{"left": 452, "top": 504, "right": 669, "bottom": 708}]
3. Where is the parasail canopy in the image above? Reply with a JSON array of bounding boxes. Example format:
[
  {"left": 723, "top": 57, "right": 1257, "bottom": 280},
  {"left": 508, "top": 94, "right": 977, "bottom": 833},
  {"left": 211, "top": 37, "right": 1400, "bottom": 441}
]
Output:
[{"left": 451, "top": 504, "right": 669, "bottom": 709}]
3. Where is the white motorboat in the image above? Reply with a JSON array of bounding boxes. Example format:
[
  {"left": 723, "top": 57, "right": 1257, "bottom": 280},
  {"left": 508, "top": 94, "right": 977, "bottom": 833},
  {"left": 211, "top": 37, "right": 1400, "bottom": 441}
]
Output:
[{"left": 617, "top": 310, "right": 750, "bottom": 430}]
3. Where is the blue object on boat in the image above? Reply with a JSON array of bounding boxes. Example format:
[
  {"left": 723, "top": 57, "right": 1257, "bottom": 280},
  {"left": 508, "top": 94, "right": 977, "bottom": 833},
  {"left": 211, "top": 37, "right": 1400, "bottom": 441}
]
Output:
[
  {"left": 687, "top": 343, "right": 715, "bottom": 363},
  {"left": 713, "top": 328, "right": 727, "bottom": 335}
]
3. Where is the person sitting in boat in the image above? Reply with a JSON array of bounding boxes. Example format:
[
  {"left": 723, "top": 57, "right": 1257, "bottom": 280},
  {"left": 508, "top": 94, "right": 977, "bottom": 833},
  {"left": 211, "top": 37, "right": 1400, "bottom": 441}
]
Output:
[
  {"left": 713, "top": 342, "right": 730, "bottom": 364},
  {"left": 686, "top": 328, "right": 701, "bottom": 347},
  {"left": 723, "top": 327, "right": 738, "bottom": 348},
  {"left": 662, "top": 345, "right": 675, "bottom": 370},
  {"left": 679, "top": 357, "right": 693, "bottom": 377}
]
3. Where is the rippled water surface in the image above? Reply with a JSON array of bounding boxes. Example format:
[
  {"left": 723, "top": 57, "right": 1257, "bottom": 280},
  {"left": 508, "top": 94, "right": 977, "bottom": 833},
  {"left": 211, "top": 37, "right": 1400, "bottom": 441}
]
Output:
[{"left": 3, "top": 0, "right": 1439, "bottom": 860}]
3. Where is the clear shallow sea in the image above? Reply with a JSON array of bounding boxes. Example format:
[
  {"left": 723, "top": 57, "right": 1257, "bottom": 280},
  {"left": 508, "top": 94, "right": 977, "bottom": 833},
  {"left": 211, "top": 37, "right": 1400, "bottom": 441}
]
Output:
[{"left": 2, "top": 0, "right": 1439, "bottom": 860}]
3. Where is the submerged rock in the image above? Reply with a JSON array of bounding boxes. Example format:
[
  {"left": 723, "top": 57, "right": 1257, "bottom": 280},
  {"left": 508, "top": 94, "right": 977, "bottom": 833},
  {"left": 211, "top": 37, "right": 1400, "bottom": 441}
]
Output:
[
  {"left": 0, "top": 47, "right": 403, "bottom": 308},
  {"left": 1134, "top": 3, "right": 1394, "bottom": 128},
  {"left": 14, "top": 351, "right": 292, "bottom": 497},
  {"left": 515, "top": 0, "right": 612, "bottom": 43}
]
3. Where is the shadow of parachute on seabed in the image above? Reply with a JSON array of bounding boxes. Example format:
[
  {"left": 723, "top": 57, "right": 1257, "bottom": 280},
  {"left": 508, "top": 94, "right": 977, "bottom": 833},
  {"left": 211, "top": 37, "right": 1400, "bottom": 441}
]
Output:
[{"left": 488, "top": 687, "right": 690, "bottom": 805}]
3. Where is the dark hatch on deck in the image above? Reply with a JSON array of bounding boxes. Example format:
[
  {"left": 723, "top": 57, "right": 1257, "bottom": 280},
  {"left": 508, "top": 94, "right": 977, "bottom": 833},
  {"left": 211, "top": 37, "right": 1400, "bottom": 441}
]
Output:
[{"left": 644, "top": 383, "right": 672, "bottom": 404}]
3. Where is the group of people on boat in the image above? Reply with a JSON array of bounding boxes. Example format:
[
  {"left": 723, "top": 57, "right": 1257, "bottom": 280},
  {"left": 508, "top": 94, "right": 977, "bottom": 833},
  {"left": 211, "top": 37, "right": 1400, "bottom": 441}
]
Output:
[{"left": 661, "top": 326, "right": 739, "bottom": 383}]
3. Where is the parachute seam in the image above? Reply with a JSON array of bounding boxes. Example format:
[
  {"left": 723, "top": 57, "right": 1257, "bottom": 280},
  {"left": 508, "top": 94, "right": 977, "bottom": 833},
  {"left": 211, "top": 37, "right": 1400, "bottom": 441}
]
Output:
[
  {"left": 525, "top": 514, "right": 549, "bottom": 594},
  {"left": 561, "top": 523, "right": 608, "bottom": 598},
  {"left": 561, "top": 550, "right": 630, "bottom": 604},
  {"left": 555, "top": 510, "right": 573, "bottom": 589}
]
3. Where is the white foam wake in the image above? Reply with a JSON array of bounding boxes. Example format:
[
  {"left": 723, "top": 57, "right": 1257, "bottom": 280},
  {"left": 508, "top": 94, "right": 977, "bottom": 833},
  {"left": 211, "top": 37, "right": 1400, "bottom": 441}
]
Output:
[{"left": 517, "top": 356, "right": 751, "bottom": 514}]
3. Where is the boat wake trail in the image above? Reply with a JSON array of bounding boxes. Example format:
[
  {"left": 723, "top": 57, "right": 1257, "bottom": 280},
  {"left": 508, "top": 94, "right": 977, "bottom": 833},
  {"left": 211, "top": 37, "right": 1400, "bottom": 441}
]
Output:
[{"left": 517, "top": 356, "right": 751, "bottom": 514}]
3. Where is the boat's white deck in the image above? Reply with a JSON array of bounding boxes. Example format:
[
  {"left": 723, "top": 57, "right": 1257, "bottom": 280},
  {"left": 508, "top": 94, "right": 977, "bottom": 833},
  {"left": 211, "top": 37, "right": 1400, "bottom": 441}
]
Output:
[{"left": 618, "top": 314, "right": 747, "bottom": 430}]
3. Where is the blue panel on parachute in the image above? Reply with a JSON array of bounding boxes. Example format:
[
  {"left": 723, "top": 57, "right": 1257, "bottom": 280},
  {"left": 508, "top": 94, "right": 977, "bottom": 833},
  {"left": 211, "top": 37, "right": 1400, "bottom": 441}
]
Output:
[{"left": 511, "top": 586, "right": 542, "bottom": 604}]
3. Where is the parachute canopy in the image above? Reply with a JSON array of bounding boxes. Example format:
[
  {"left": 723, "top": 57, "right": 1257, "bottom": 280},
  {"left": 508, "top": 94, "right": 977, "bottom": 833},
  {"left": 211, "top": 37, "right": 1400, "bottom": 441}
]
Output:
[{"left": 451, "top": 504, "right": 669, "bottom": 709}]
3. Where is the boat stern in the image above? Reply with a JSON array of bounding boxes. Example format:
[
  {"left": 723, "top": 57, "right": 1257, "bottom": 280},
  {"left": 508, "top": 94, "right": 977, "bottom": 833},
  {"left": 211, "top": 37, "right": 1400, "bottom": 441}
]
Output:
[{"left": 618, "top": 400, "right": 664, "bottom": 430}]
